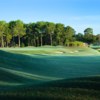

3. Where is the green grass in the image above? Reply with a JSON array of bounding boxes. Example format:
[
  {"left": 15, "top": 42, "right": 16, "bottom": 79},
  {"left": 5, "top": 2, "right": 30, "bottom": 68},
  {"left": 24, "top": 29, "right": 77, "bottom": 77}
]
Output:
[
  {"left": 1, "top": 46, "right": 100, "bottom": 56},
  {"left": 0, "top": 76, "right": 100, "bottom": 100},
  {"left": 0, "top": 47, "right": 100, "bottom": 99}
]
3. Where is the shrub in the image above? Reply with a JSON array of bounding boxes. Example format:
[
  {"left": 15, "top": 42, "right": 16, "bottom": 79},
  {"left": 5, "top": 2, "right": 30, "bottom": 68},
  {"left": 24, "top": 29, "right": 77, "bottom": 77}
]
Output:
[{"left": 65, "top": 41, "right": 87, "bottom": 47}]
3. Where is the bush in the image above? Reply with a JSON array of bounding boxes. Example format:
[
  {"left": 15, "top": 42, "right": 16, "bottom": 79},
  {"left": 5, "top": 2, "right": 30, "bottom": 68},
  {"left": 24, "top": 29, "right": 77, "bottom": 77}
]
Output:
[
  {"left": 65, "top": 41, "right": 87, "bottom": 47},
  {"left": 21, "top": 43, "right": 25, "bottom": 47}
]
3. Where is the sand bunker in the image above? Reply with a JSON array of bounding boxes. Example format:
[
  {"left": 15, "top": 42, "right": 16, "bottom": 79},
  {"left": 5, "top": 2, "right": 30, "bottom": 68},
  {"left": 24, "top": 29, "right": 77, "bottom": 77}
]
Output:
[
  {"left": 74, "top": 50, "right": 79, "bottom": 53},
  {"left": 55, "top": 51, "right": 64, "bottom": 54}
]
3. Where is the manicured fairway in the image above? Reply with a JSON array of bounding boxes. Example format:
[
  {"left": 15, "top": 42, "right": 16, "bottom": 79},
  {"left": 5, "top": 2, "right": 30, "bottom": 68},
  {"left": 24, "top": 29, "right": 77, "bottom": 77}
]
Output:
[
  {"left": 0, "top": 47, "right": 100, "bottom": 100},
  {"left": 0, "top": 47, "right": 100, "bottom": 86}
]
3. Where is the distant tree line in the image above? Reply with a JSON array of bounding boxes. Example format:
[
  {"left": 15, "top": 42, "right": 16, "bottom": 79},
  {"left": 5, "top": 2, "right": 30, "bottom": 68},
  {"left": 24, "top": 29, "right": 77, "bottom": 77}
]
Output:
[{"left": 0, "top": 20, "right": 100, "bottom": 47}]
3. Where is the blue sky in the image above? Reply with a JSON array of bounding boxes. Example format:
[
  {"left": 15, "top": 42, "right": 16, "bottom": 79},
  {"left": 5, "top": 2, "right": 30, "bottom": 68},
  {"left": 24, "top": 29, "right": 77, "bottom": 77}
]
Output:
[{"left": 0, "top": 0, "right": 100, "bottom": 34}]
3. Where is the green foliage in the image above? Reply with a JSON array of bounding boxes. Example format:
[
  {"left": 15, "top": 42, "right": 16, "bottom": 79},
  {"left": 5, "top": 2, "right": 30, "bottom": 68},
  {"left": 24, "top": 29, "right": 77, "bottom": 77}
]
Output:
[
  {"left": 0, "top": 20, "right": 100, "bottom": 47},
  {"left": 0, "top": 21, "right": 6, "bottom": 47},
  {"left": 21, "top": 43, "right": 25, "bottom": 47},
  {"left": 76, "top": 33, "right": 84, "bottom": 42},
  {"left": 54, "top": 23, "right": 64, "bottom": 45},
  {"left": 45, "top": 22, "right": 55, "bottom": 45},
  {"left": 84, "top": 28, "right": 95, "bottom": 44},
  {"left": 63, "top": 26, "right": 75, "bottom": 45},
  {"left": 84, "top": 28, "right": 93, "bottom": 35},
  {"left": 4, "top": 23, "right": 12, "bottom": 47},
  {"left": 14, "top": 20, "right": 26, "bottom": 47},
  {"left": 34, "top": 21, "right": 46, "bottom": 46},
  {"left": 25, "top": 23, "right": 36, "bottom": 46},
  {"left": 9, "top": 21, "right": 17, "bottom": 47},
  {"left": 65, "top": 41, "right": 86, "bottom": 47}
]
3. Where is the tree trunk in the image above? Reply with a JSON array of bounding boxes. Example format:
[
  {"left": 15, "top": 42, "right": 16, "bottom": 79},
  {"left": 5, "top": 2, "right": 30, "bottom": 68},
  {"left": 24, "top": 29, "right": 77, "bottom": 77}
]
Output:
[
  {"left": 36, "top": 37, "right": 39, "bottom": 47},
  {"left": 18, "top": 35, "right": 20, "bottom": 47},
  {"left": 41, "top": 34, "right": 42, "bottom": 46},
  {"left": 1, "top": 35, "right": 4, "bottom": 48},
  {"left": 12, "top": 36, "right": 15, "bottom": 47},
  {"left": 50, "top": 34, "right": 52, "bottom": 46},
  {"left": 33, "top": 39, "right": 36, "bottom": 46},
  {"left": 28, "top": 37, "right": 30, "bottom": 46},
  {"left": 6, "top": 41, "right": 8, "bottom": 47}
]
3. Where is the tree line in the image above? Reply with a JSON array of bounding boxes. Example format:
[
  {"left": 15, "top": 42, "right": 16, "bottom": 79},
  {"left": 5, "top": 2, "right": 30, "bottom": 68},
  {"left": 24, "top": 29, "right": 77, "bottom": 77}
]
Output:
[{"left": 0, "top": 20, "right": 100, "bottom": 47}]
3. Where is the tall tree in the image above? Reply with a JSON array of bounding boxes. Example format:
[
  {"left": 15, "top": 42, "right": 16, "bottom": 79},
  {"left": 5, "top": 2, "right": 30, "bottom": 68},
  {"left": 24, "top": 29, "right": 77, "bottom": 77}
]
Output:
[
  {"left": 96, "top": 34, "right": 100, "bottom": 44},
  {"left": 14, "top": 20, "right": 26, "bottom": 47},
  {"left": 35, "top": 21, "right": 45, "bottom": 46},
  {"left": 9, "top": 21, "right": 16, "bottom": 46},
  {"left": 25, "top": 23, "right": 36, "bottom": 46},
  {"left": 0, "top": 21, "right": 6, "bottom": 47},
  {"left": 45, "top": 22, "right": 55, "bottom": 46},
  {"left": 84, "top": 28, "right": 93, "bottom": 35},
  {"left": 64, "top": 26, "right": 75, "bottom": 45},
  {"left": 55, "top": 23, "right": 64, "bottom": 45},
  {"left": 84, "top": 28, "right": 94, "bottom": 44},
  {"left": 76, "top": 33, "right": 84, "bottom": 42},
  {"left": 4, "top": 23, "right": 12, "bottom": 47}
]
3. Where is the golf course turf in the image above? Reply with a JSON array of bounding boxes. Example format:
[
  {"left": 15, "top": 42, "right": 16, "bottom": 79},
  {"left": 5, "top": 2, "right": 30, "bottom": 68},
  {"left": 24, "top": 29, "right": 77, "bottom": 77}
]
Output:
[{"left": 0, "top": 47, "right": 100, "bottom": 100}]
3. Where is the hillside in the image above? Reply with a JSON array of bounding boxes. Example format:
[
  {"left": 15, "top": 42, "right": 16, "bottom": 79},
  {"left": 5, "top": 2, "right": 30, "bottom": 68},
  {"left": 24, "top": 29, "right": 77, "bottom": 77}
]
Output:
[
  {"left": 0, "top": 46, "right": 100, "bottom": 56},
  {"left": 0, "top": 76, "right": 100, "bottom": 100},
  {"left": 0, "top": 47, "right": 100, "bottom": 99}
]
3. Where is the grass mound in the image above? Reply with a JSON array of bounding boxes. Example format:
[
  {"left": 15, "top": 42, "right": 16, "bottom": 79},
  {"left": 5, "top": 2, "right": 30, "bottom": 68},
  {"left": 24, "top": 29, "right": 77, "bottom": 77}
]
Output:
[
  {"left": 0, "top": 76, "right": 100, "bottom": 100},
  {"left": 0, "top": 50, "right": 100, "bottom": 87},
  {"left": 0, "top": 47, "right": 100, "bottom": 99},
  {"left": 0, "top": 46, "right": 100, "bottom": 56},
  {"left": 0, "top": 49, "right": 100, "bottom": 85}
]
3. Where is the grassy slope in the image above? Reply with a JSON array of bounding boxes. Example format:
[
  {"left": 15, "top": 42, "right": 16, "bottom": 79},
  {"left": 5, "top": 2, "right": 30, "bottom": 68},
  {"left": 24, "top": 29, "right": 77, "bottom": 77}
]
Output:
[
  {"left": 1, "top": 46, "right": 100, "bottom": 56},
  {"left": 0, "top": 47, "right": 100, "bottom": 99},
  {"left": 0, "top": 77, "right": 100, "bottom": 100}
]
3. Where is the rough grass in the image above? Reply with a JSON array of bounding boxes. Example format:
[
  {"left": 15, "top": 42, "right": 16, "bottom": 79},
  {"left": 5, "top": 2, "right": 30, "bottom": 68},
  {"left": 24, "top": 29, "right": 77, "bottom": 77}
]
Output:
[{"left": 0, "top": 76, "right": 100, "bottom": 100}]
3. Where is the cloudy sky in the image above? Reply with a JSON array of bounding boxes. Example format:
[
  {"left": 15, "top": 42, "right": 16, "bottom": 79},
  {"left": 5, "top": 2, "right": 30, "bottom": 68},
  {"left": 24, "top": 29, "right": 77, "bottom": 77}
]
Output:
[{"left": 0, "top": 0, "right": 100, "bottom": 34}]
